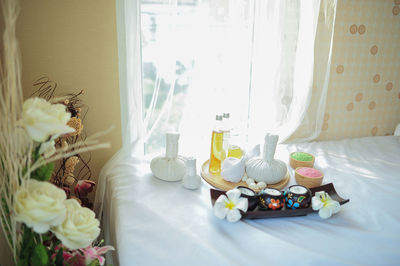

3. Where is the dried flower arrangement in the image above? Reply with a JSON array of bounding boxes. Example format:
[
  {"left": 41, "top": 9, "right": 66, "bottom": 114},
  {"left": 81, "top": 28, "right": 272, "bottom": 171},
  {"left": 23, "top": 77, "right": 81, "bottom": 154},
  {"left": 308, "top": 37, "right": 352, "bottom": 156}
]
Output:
[{"left": 31, "top": 77, "right": 96, "bottom": 209}]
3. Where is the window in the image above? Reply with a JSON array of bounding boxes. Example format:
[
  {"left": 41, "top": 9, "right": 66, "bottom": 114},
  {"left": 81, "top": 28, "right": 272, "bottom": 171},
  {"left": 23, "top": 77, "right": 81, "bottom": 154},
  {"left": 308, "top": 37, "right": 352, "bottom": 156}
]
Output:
[
  {"left": 133, "top": 0, "right": 328, "bottom": 158},
  {"left": 140, "top": 0, "right": 254, "bottom": 156}
]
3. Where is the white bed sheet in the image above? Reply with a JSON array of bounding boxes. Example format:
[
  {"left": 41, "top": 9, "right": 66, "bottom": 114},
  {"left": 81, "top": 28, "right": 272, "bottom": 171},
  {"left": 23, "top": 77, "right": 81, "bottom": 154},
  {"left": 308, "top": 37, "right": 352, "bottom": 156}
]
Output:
[{"left": 98, "top": 136, "right": 400, "bottom": 265}]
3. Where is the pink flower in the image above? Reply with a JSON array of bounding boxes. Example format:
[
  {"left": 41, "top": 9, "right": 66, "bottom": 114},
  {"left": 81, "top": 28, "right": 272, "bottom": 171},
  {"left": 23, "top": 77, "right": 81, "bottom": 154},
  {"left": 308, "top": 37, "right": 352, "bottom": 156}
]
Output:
[
  {"left": 62, "top": 186, "right": 71, "bottom": 197},
  {"left": 80, "top": 245, "right": 115, "bottom": 266},
  {"left": 51, "top": 246, "right": 83, "bottom": 266},
  {"left": 51, "top": 243, "right": 114, "bottom": 266},
  {"left": 74, "top": 180, "right": 95, "bottom": 198}
]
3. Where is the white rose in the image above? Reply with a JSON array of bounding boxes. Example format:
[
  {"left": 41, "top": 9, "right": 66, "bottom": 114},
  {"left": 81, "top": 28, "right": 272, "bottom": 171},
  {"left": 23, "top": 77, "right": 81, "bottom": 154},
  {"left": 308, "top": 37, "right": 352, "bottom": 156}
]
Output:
[
  {"left": 52, "top": 199, "right": 100, "bottom": 249},
  {"left": 13, "top": 179, "right": 67, "bottom": 234},
  {"left": 38, "top": 140, "right": 56, "bottom": 158},
  {"left": 22, "top": 97, "right": 74, "bottom": 142}
]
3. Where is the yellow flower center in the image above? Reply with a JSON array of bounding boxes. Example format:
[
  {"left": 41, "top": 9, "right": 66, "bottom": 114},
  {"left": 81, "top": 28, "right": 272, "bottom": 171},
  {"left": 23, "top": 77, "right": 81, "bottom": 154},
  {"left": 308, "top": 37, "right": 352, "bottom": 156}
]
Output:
[
  {"left": 320, "top": 194, "right": 331, "bottom": 207},
  {"left": 225, "top": 201, "right": 235, "bottom": 210}
]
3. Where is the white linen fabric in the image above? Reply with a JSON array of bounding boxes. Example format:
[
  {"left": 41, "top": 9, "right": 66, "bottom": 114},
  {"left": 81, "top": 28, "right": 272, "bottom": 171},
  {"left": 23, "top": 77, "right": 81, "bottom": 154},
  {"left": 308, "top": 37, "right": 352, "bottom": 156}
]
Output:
[
  {"left": 99, "top": 136, "right": 400, "bottom": 265},
  {"left": 95, "top": 0, "right": 337, "bottom": 223}
]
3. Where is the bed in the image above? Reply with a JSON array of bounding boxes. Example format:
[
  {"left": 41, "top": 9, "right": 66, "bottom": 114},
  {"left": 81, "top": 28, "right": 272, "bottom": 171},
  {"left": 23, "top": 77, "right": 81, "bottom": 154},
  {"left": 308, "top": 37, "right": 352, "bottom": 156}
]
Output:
[{"left": 95, "top": 136, "right": 400, "bottom": 265}]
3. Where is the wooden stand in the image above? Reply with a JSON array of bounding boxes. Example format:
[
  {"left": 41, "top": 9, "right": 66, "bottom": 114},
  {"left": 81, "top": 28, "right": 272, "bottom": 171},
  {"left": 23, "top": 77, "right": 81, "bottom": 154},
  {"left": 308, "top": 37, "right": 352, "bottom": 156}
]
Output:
[{"left": 201, "top": 160, "right": 290, "bottom": 192}]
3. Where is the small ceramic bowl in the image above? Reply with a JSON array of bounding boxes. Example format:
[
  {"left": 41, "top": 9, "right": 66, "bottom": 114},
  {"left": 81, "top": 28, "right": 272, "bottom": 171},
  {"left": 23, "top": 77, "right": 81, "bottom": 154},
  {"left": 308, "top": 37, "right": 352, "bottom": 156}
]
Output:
[
  {"left": 258, "top": 188, "right": 285, "bottom": 211},
  {"left": 295, "top": 167, "right": 323, "bottom": 188},
  {"left": 236, "top": 186, "right": 258, "bottom": 211},
  {"left": 284, "top": 185, "right": 312, "bottom": 209},
  {"left": 290, "top": 152, "right": 315, "bottom": 169}
]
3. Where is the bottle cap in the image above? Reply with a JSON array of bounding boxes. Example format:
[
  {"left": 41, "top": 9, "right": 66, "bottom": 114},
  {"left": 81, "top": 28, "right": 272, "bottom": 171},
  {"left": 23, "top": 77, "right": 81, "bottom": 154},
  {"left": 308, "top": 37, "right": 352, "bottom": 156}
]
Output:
[
  {"left": 223, "top": 113, "right": 230, "bottom": 119},
  {"left": 216, "top": 115, "right": 223, "bottom": 120}
]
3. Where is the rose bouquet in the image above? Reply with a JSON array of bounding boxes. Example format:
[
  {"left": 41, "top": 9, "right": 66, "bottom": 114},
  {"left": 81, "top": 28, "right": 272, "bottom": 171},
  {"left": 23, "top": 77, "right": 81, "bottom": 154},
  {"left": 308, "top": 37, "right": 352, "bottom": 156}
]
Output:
[{"left": 0, "top": 0, "right": 113, "bottom": 265}]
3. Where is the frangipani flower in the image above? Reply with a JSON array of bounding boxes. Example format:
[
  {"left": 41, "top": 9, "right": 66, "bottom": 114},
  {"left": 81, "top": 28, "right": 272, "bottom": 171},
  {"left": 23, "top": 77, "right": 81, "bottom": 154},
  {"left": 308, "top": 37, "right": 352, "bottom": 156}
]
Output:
[
  {"left": 312, "top": 191, "right": 341, "bottom": 219},
  {"left": 214, "top": 188, "right": 248, "bottom": 223}
]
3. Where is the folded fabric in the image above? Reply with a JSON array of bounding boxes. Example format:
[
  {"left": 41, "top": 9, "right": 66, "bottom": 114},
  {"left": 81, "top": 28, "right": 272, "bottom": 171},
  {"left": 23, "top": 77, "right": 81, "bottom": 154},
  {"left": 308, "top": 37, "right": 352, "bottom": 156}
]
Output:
[
  {"left": 395, "top": 124, "right": 400, "bottom": 136},
  {"left": 221, "top": 144, "right": 260, "bottom": 182}
]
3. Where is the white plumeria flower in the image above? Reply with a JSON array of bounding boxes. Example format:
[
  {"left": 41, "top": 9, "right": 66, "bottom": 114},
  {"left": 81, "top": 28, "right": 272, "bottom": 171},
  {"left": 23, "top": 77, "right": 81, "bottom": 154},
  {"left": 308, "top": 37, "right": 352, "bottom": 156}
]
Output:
[
  {"left": 312, "top": 191, "right": 341, "bottom": 219},
  {"left": 214, "top": 188, "right": 248, "bottom": 223}
]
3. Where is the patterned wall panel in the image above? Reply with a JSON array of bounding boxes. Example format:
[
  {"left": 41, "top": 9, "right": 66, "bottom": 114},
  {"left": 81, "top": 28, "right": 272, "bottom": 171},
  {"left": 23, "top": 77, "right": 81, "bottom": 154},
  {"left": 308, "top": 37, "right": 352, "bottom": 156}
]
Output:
[{"left": 316, "top": 0, "right": 400, "bottom": 140}]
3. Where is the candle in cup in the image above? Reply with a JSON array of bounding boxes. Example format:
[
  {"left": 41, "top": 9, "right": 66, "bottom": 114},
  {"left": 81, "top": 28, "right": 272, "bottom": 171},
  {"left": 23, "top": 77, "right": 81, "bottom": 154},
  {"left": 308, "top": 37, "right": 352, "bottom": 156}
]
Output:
[
  {"left": 236, "top": 186, "right": 258, "bottom": 211},
  {"left": 289, "top": 185, "right": 308, "bottom": 195},
  {"left": 285, "top": 185, "right": 312, "bottom": 209},
  {"left": 258, "top": 188, "right": 284, "bottom": 210},
  {"left": 263, "top": 188, "right": 282, "bottom": 196},
  {"left": 237, "top": 186, "right": 256, "bottom": 196}
]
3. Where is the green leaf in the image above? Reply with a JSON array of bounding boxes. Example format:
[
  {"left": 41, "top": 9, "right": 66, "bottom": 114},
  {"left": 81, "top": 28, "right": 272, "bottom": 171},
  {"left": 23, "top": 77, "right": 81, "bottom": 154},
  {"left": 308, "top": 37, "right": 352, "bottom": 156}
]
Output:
[
  {"left": 31, "top": 244, "right": 49, "bottom": 266},
  {"left": 31, "top": 162, "right": 54, "bottom": 181},
  {"left": 33, "top": 145, "right": 41, "bottom": 162},
  {"left": 20, "top": 226, "right": 35, "bottom": 260},
  {"left": 16, "top": 258, "right": 29, "bottom": 266},
  {"left": 87, "top": 260, "right": 100, "bottom": 266},
  {"left": 54, "top": 248, "right": 64, "bottom": 266}
]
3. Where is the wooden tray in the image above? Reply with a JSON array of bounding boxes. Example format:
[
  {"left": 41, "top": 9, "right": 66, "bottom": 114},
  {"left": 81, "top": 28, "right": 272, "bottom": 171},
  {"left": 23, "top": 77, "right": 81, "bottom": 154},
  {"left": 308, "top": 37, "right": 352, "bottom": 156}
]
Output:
[
  {"left": 210, "top": 183, "right": 349, "bottom": 219},
  {"left": 201, "top": 159, "right": 290, "bottom": 192}
]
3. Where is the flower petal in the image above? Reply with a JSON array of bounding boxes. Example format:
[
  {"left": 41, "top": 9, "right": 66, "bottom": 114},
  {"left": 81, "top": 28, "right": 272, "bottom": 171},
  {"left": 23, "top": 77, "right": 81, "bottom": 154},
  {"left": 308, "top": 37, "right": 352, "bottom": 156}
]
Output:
[
  {"left": 214, "top": 201, "right": 228, "bottom": 219},
  {"left": 325, "top": 200, "right": 341, "bottom": 214},
  {"left": 319, "top": 206, "right": 333, "bottom": 219},
  {"left": 96, "top": 246, "right": 115, "bottom": 255},
  {"left": 97, "top": 255, "right": 106, "bottom": 266},
  {"left": 312, "top": 196, "right": 324, "bottom": 211},
  {"left": 226, "top": 188, "right": 241, "bottom": 203},
  {"left": 226, "top": 209, "right": 242, "bottom": 223},
  {"left": 235, "top": 197, "right": 248, "bottom": 212},
  {"left": 215, "top": 194, "right": 228, "bottom": 204}
]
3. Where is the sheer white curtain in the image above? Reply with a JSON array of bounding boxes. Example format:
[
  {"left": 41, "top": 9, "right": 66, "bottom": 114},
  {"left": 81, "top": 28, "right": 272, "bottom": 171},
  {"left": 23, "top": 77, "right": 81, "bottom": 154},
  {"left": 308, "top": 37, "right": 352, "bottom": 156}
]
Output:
[{"left": 95, "top": 0, "right": 337, "bottom": 219}]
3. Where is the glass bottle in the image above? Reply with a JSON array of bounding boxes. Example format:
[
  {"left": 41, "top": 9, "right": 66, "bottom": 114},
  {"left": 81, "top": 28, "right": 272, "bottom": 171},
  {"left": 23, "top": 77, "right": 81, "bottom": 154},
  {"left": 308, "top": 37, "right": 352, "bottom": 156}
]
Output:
[
  {"left": 209, "top": 114, "right": 226, "bottom": 174},
  {"left": 225, "top": 113, "right": 243, "bottom": 159},
  {"left": 228, "top": 134, "right": 244, "bottom": 158},
  {"left": 222, "top": 113, "right": 231, "bottom": 154}
]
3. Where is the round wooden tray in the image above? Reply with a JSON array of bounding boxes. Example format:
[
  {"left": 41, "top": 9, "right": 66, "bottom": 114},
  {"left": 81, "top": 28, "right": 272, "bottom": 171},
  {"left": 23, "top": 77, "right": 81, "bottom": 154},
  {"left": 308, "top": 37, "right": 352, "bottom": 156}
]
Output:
[{"left": 201, "top": 160, "right": 290, "bottom": 192}]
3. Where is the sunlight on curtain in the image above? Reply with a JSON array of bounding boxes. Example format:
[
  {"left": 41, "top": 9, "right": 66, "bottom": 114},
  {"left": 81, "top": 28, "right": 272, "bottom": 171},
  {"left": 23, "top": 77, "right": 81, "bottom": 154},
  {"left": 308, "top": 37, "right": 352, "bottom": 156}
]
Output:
[
  {"left": 140, "top": 0, "right": 333, "bottom": 161},
  {"left": 141, "top": 0, "right": 254, "bottom": 158}
]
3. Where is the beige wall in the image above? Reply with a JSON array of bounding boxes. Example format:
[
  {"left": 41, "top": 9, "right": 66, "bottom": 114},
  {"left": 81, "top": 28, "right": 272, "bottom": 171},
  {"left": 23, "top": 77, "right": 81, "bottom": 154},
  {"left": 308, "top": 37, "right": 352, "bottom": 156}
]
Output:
[{"left": 17, "top": 0, "right": 122, "bottom": 192}]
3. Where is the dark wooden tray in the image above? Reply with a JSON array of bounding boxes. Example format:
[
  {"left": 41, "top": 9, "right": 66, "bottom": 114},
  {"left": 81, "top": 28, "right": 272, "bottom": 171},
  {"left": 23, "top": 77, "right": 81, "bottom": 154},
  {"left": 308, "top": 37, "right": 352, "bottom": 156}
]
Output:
[{"left": 210, "top": 183, "right": 349, "bottom": 219}]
